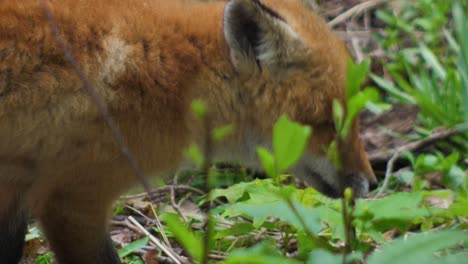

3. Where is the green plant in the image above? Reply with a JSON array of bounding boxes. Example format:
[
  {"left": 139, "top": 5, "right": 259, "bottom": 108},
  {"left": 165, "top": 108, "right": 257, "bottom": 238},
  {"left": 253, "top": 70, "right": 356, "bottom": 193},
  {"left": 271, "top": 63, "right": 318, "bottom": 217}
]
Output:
[
  {"left": 117, "top": 236, "right": 150, "bottom": 259},
  {"left": 372, "top": 0, "right": 468, "bottom": 155},
  {"left": 35, "top": 253, "right": 52, "bottom": 264},
  {"left": 154, "top": 55, "right": 464, "bottom": 264},
  {"left": 366, "top": 230, "right": 467, "bottom": 264}
]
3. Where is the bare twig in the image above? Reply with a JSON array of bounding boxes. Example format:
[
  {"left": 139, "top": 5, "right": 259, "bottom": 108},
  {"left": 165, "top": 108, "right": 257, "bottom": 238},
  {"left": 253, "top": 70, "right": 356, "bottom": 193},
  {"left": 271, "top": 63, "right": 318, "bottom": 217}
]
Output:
[
  {"left": 149, "top": 203, "right": 173, "bottom": 249},
  {"left": 225, "top": 237, "right": 240, "bottom": 254},
  {"left": 328, "top": 0, "right": 389, "bottom": 28},
  {"left": 128, "top": 216, "right": 184, "bottom": 264},
  {"left": 177, "top": 192, "right": 193, "bottom": 207},
  {"left": 111, "top": 219, "right": 141, "bottom": 234},
  {"left": 121, "top": 185, "right": 205, "bottom": 200},
  {"left": 373, "top": 152, "right": 399, "bottom": 198},
  {"left": 170, "top": 186, "right": 189, "bottom": 222},
  {"left": 253, "top": 227, "right": 268, "bottom": 242},
  {"left": 125, "top": 205, "right": 156, "bottom": 224},
  {"left": 372, "top": 127, "right": 462, "bottom": 198},
  {"left": 125, "top": 204, "right": 175, "bottom": 251},
  {"left": 351, "top": 37, "right": 364, "bottom": 62},
  {"left": 124, "top": 204, "right": 172, "bottom": 250},
  {"left": 368, "top": 127, "right": 462, "bottom": 162}
]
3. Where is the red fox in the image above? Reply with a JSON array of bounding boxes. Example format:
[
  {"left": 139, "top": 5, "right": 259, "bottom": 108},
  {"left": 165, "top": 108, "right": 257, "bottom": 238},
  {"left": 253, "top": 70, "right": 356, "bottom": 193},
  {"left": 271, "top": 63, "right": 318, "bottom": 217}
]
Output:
[{"left": 0, "top": 0, "right": 377, "bottom": 263}]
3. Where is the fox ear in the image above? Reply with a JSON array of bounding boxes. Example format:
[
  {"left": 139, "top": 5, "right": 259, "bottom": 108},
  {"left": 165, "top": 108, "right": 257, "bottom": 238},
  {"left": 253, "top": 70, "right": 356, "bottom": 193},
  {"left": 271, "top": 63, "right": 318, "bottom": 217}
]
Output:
[{"left": 224, "top": 0, "right": 304, "bottom": 72}]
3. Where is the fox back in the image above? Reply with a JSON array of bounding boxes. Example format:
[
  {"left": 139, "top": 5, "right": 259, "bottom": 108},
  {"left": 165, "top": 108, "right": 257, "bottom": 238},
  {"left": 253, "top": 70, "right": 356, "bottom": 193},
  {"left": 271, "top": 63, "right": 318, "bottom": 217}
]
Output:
[{"left": 0, "top": 0, "right": 377, "bottom": 263}]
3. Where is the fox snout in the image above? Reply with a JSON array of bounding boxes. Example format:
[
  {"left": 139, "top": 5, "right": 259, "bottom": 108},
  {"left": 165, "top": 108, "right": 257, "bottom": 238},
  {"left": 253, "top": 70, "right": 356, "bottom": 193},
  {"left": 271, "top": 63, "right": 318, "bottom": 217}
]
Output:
[
  {"left": 343, "top": 171, "right": 378, "bottom": 198},
  {"left": 294, "top": 160, "right": 377, "bottom": 198},
  {"left": 293, "top": 141, "right": 377, "bottom": 198}
]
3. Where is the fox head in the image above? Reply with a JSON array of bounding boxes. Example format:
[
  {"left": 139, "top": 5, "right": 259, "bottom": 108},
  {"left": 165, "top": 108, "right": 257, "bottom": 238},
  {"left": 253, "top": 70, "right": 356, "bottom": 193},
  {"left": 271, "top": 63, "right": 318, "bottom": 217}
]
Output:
[{"left": 214, "top": 0, "right": 377, "bottom": 198}]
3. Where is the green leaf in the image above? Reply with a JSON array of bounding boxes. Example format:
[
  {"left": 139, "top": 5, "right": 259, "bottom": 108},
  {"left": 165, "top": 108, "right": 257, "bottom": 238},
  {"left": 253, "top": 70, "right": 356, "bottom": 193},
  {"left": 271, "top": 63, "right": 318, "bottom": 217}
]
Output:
[
  {"left": 185, "top": 143, "right": 204, "bottom": 167},
  {"left": 346, "top": 59, "right": 371, "bottom": 99},
  {"left": 367, "top": 230, "right": 467, "bottom": 264},
  {"left": 453, "top": 2, "right": 468, "bottom": 122},
  {"left": 118, "top": 236, "right": 149, "bottom": 258},
  {"left": 126, "top": 255, "right": 145, "bottom": 264},
  {"left": 226, "top": 196, "right": 321, "bottom": 233},
  {"left": 342, "top": 88, "right": 379, "bottom": 138},
  {"left": 317, "top": 206, "right": 345, "bottom": 241},
  {"left": 213, "top": 124, "right": 235, "bottom": 142},
  {"left": 214, "top": 222, "right": 255, "bottom": 239},
  {"left": 225, "top": 240, "right": 302, "bottom": 264},
  {"left": 164, "top": 214, "right": 203, "bottom": 262},
  {"left": 35, "top": 253, "right": 52, "bottom": 264},
  {"left": 273, "top": 115, "right": 312, "bottom": 173},
  {"left": 326, "top": 140, "right": 340, "bottom": 169},
  {"left": 332, "top": 99, "right": 344, "bottom": 134},
  {"left": 427, "top": 253, "right": 468, "bottom": 264},
  {"left": 212, "top": 179, "right": 281, "bottom": 204},
  {"left": 211, "top": 181, "right": 251, "bottom": 203},
  {"left": 257, "top": 147, "right": 276, "bottom": 178},
  {"left": 191, "top": 99, "right": 207, "bottom": 118},
  {"left": 307, "top": 249, "right": 362, "bottom": 264},
  {"left": 445, "top": 165, "right": 465, "bottom": 189},
  {"left": 450, "top": 192, "right": 468, "bottom": 217},
  {"left": 355, "top": 192, "right": 443, "bottom": 231},
  {"left": 370, "top": 73, "right": 415, "bottom": 104},
  {"left": 419, "top": 44, "right": 447, "bottom": 80},
  {"left": 307, "top": 249, "right": 342, "bottom": 264}
]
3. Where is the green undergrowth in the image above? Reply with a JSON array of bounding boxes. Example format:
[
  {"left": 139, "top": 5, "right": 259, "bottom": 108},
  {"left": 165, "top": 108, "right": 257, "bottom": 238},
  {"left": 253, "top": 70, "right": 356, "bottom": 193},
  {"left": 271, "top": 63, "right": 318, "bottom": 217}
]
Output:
[
  {"left": 116, "top": 2, "right": 467, "bottom": 263},
  {"left": 371, "top": 0, "right": 468, "bottom": 157},
  {"left": 118, "top": 54, "right": 466, "bottom": 262}
]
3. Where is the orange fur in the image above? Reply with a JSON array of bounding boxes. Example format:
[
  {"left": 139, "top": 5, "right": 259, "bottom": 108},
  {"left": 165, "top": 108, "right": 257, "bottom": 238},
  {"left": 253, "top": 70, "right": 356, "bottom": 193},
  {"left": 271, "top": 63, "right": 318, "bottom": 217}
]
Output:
[{"left": 0, "top": 0, "right": 376, "bottom": 263}]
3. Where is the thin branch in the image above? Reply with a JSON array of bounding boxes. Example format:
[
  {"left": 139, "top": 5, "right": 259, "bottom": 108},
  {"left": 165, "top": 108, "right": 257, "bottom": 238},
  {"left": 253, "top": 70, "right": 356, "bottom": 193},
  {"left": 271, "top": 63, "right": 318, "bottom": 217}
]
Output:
[
  {"left": 149, "top": 203, "right": 173, "bottom": 249},
  {"left": 372, "top": 126, "right": 463, "bottom": 198},
  {"left": 170, "top": 186, "right": 189, "bottom": 222},
  {"left": 125, "top": 204, "right": 174, "bottom": 251},
  {"left": 111, "top": 219, "right": 141, "bottom": 234},
  {"left": 125, "top": 205, "right": 159, "bottom": 226},
  {"left": 128, "top": 216, "right": 184, "bottom": 264},
  {"left": 368, "top": 126, "right": 462, "bottom": 162},
  {"left": 373, "top": 151, "right": 399, "bottom": 198},
  {"left": 120, "top": 185, "right": 205, "bottom": 200},
  {"left": 328, "top": 0, "right": 389, "bottom": 28}
]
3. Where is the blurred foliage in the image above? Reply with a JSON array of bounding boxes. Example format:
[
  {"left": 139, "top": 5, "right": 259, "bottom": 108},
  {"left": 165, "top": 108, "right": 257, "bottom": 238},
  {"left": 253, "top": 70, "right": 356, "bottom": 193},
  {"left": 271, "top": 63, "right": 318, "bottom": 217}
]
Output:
[{"left": 372, "top": 0, "right": 468, "bottom": 158}]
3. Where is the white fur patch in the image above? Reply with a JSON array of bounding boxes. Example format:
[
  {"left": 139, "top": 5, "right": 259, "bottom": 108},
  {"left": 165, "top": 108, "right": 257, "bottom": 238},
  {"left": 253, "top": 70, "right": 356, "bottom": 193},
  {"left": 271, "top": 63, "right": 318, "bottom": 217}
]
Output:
[{"left": 99, "top": 35, "right": 132, "bottom": 85}]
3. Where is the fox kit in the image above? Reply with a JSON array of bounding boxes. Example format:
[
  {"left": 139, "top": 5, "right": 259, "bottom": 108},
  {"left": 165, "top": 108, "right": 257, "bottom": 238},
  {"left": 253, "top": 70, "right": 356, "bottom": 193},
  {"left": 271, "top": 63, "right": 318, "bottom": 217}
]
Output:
[{"left": 0, "top": 0, "right": 377, "bottom": 263}]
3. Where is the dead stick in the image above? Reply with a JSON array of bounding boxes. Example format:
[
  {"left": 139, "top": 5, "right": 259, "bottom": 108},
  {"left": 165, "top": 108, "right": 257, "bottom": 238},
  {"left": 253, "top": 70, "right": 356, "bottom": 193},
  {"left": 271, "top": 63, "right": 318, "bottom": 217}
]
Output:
[
  {"left": 373, "top": 152, "right": 399, "bottom": 198},
  {"left": 369, "top": 127, "right": 461, "bottom": 162},
  {"left": 328, "top": 0, "right": 389, "bottom": 28},
  {"left": 128, "top": 216, "right": 183, "bottom": 264},
  {"left": 372, "top": 127, "right": 463, "bottom": 198}
]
